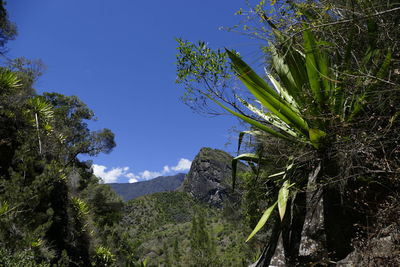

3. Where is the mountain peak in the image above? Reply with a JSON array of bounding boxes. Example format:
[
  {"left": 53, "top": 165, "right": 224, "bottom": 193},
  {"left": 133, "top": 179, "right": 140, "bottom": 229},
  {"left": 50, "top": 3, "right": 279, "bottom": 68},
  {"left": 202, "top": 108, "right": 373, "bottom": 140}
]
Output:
[{"left": 181, "top": 147, "right": 249, "bottom": 207}]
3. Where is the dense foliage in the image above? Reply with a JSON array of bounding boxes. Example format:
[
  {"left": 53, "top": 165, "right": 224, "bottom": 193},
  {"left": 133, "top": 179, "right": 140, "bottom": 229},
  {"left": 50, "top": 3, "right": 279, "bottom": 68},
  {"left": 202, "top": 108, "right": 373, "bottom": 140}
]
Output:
[
  {"left": 0, "top": 2, "right": 127, "bottom": 266},
  {"left": 116, "top": 191, "right": 257, "bottom": 266},
  {"left": 0, "top": 56, "right": 122, "bottom": 265}
]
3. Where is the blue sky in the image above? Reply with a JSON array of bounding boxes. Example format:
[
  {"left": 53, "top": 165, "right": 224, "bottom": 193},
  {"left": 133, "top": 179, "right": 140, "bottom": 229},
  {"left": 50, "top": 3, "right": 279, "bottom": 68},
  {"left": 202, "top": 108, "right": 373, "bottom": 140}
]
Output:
[{"left": 6, "top": 0, "right": 264, "bottom": 183}]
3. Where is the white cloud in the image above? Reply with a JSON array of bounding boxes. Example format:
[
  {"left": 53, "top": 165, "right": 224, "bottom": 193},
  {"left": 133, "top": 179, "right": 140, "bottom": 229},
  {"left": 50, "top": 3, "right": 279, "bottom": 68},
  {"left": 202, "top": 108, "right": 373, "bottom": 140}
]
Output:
[
  {"left": 139, "top": 170, "right": 162, "bottom": 180},
  {"left": 92, "top": 158, "right": 192, "bottom": 183},
  {"left": 133, "top": 158, "right": 192, "bottom": 181},
  {"left": 163, "top": 165, "right": 170, "bottom": 173},
  {"left": 126, "top": 173, "right": 139, "bottom": 183},
  {"left": 171, "top": 158, "right": 192, "bottom": 171},
  {"left": 92, "top": 164, "right": 135, "bottom": 184}
]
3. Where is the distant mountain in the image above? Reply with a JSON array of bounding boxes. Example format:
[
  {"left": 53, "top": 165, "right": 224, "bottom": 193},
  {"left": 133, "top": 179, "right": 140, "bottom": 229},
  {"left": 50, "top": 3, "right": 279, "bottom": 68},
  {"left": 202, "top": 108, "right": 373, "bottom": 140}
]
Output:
[{"left": 108, "top": 173, "right": 185, "bottom": 201}]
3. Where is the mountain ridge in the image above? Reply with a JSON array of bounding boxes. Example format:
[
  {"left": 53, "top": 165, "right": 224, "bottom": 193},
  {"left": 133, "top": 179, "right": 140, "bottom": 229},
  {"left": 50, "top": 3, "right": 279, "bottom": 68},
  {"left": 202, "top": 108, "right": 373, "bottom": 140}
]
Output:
[{"left": 108, "top": 173, "right": 185, "bottom": 201}]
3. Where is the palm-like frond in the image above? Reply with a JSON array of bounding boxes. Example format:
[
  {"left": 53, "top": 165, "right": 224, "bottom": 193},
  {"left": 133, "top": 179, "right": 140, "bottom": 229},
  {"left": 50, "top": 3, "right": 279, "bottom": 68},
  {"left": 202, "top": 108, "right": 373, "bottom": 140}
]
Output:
[
  {"left": 0, "top": 70, "right": 21, "bottom": 90},
  {"left": 28, "top": 97, "right": 54, "bottom": 127},
  {"left": 227, "top": 49, "right": 310, "bottom": 136}
]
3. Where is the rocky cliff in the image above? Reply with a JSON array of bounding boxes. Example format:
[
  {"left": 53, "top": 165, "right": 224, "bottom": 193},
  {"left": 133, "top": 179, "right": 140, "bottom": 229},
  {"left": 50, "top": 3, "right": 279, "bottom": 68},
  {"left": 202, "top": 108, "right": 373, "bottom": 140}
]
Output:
[{"left": 180, "top": 147, "right": 249, "bottom": 207}]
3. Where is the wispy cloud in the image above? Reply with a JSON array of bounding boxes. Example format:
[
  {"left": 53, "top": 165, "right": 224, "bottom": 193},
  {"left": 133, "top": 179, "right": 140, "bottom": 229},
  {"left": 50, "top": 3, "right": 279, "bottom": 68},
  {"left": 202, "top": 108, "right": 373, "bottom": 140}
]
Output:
[
  {"left": 134, "top": 158, "right": 192, "bottom": 181},
  {"left": 92, "top": 158, "right": 192, "bottom": 184},
  {"left": 126, "top": 173, "right": 139, "bottom": 184},
  {"left": 92, "top": 164, "right": 135, "bottom": 184},
  {"left": 139, "top": 170, "right": 163, "bottom": 180},
  {"left": 171, "top": 158, "right": 192, "bottom": 171}
]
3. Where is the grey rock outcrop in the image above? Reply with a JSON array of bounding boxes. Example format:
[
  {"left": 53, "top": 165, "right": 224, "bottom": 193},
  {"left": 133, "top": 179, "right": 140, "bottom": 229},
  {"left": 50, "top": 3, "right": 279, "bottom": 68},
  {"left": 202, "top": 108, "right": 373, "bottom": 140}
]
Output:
[{"left": 180, "top": 147, "right": 249, "bottom": 207}]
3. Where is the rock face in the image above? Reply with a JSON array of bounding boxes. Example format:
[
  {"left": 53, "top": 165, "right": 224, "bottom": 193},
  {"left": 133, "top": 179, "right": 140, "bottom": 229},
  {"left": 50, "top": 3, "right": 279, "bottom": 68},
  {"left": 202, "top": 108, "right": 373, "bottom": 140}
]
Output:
[{"left": 180, "top": 147, "right": 248, "bottom": 207}]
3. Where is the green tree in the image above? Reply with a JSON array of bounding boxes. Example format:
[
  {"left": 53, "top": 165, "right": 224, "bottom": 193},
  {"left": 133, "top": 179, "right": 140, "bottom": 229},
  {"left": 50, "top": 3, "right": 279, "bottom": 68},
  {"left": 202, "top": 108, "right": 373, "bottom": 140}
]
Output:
[
  {"left": 189, "top": 210, "right": 218, "bottom": 266},
  {"left": 0, "top": 63, "right": 117, "bottom": 265},
  {"left": 43, "top": 92, "right": 115, "bottom": 162},
  {"left": 0, "top": 0, "right": 16, "bottom": 50},
  {"left": 0, "top": 3, "right": 125, "bottom": 266},
  {"left": 162, "top": 242, "right": 171, "bottom": 267},
  {"left": 172, "top": 237, "right": 181, "bottom": 265},
  {"left": 86, "top": 184, "right": 123, "bottom": 225}
]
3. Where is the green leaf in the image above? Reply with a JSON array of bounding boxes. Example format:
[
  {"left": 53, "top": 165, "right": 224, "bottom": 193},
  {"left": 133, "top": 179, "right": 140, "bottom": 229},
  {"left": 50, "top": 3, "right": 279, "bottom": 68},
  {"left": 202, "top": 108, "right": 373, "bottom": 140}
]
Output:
[
  {"left": 278, "top": 180, "right": 290, "bottom": 221},
  {"left": 304, "top": 30, "right": 323, "bottom": 105},
  {"left": 206, "top": 94, "right": 292, "bottom": 141},
  {"left": 226, "top": 49, "right": 280, "bottom": 99},
  {"left": 0, "top": 70, "right": 21, "bottom": 90},
  {"left": 266, "top": 71, "right": 300, "bottom": 114},
  {"left": 309, "top": 128, "right": 327, "bottom": 149},
  {"left": 268, "top": 171, "right": 285, "bottom": 178},
  {"left": 269, "top": 42, "right": 308, "bottom": 106},
  {"left": 376, "top": 49, "right": 392, "bottom": 79},
  {"left": 0, "top": 201, "right": 9, "bottom": 216},
  {"left": 246, "top": 201, "right": 277, "bottom": 242},
  {"left": 237, "top": 97, "right": 304, "bottom": 139},
  {"left": 227, "top": 49, "right": 309, "bottom": 135},
  {"left": 270, "top": 40, "right": 315, "bottom": 112},
  {"left": 315, "top": 45, "right": 331, "bottom": 99}
]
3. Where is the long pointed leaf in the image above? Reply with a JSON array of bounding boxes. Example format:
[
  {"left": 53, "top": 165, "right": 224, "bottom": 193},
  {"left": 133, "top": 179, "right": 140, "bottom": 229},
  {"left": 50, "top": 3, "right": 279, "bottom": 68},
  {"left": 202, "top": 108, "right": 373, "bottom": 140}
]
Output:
[
  {"left": 239, "top": 77, "right": 298, "bottom": 128},
  {"left": 226, "top": 49, "right": 281, "bottom": 100},
  {"left": 270, "top": 43, "right": 309, "bottom": 107},
  {"left": 266, "top": 70, "right": 301, "bottom": 114},
  {"left": 278, "top": 180, "right": 290, "bottom": 221},
  {"left": 304, "top": 30, "right": 323, "bottom": 105},
  {"left": 227, "top": 50, "right": 309, "bottom": 135},
  {"left": 268, "top": 171, "right": 285, "bottom": 178},
  {"left": 237, "top": 97, "right": 304, "bottom": 139},
  {"left": 206, "top": 95, "right": 292, "bottom": 141},
  {"left": 316, "top": 47, "right": 331, "bottom": 99},
  {"left": 309, "top": 128, "right": 327, "bottom": 149},
  {"left": 246, "top": 201, "right": 277, "bottom": 242}
]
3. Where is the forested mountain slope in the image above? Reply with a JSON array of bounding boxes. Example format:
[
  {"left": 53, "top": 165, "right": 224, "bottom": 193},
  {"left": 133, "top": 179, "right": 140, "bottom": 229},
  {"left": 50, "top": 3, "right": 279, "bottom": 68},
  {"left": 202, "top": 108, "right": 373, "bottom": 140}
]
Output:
[{"left": 117, "top": 191, "right": 258, "bottom": 266}]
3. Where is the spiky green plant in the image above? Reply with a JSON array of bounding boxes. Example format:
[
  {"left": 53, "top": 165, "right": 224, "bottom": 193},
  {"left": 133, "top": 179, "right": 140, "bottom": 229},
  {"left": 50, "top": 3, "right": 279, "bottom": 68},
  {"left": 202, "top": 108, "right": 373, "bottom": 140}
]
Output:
[
  {"left": 92, "top": 246, "right": 116, "bottom": 267},
  {"left": 26, "top": 96, "right": 55, "bottom": 154},
  {"left": 210, "top": 27, "right": 391, "bottom": 241}
]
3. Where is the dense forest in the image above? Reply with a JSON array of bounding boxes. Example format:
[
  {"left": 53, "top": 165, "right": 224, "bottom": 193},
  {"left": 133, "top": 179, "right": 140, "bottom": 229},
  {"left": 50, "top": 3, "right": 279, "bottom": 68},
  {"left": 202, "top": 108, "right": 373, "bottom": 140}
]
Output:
[{"left": 1, "top": 0, "right": 399, "bottom": 266}]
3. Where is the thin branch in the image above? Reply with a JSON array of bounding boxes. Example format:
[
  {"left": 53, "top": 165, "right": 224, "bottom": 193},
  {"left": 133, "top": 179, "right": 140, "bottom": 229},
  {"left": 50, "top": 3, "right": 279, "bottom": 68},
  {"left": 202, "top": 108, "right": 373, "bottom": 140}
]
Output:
[{"left": 290, "top": 6, "right": 400, "bottom": 37}]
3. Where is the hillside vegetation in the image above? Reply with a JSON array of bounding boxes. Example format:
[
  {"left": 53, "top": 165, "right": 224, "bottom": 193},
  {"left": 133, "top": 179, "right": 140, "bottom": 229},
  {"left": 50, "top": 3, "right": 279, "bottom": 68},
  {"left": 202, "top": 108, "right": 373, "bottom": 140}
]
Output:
[{"left": 117, "top": 191, "right": 258, "bottom": 266}]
